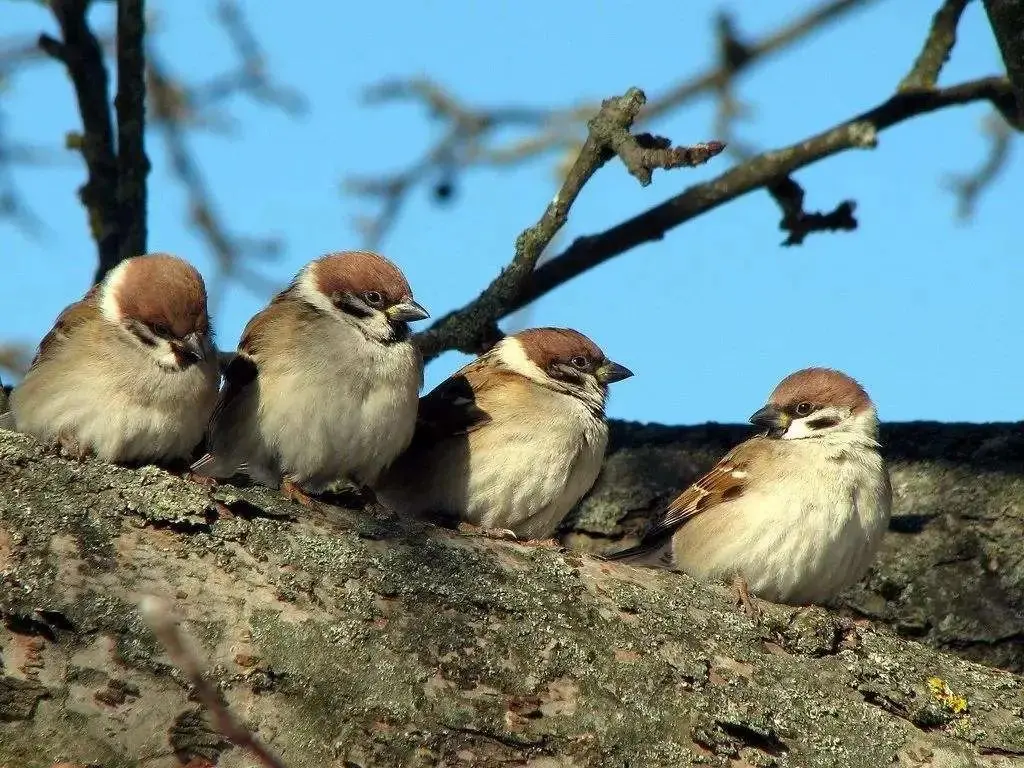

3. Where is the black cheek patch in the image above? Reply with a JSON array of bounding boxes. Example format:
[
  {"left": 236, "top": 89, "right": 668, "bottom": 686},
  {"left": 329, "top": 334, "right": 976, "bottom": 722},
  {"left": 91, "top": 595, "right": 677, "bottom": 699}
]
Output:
[
  {"left": 129, "top": 324, "right": 159, "bottom": 348},
  {"left": 548, "top": 364, "right": 583, "bottom": 384},
  {"left": 806, "top": 415, "right": 840, "bottom": 430},
  {"left": 333, "top": 294, "right": 372, "bottom": 319}
]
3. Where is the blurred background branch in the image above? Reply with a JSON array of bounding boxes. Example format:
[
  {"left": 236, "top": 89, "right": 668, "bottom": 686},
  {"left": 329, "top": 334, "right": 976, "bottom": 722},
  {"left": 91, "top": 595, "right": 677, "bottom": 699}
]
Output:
[{"left": 345, "top": 0, "right": 882, "bottom": 249}]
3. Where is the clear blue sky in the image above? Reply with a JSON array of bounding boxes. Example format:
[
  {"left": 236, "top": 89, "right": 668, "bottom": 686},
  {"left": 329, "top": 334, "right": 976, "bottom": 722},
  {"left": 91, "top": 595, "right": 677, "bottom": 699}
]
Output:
[{"left": 2, "top": 0, "right": 1021, "bottom": 425}]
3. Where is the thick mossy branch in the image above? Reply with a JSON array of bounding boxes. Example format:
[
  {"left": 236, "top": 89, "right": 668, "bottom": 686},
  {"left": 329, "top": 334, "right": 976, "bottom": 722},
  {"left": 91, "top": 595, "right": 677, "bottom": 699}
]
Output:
[{"left": 0, "top": 425, "right": 1023, "bottom": 766}]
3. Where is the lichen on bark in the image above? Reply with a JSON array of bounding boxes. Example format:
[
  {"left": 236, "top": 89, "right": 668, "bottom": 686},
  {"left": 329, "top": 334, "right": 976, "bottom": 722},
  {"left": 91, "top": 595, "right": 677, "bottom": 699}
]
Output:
[{"left": 0, "top": 424, "right": 1023, "bottom": 767}]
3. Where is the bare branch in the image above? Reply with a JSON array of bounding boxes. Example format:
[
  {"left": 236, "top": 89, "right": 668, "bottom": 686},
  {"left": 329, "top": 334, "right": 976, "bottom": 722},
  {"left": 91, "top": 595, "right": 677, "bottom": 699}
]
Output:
[
  {"left": 115, "top": 0, "right": 149, "bottom": 266},
  {"left": 500, "top": 77, "right": 1014, "bottom": 322},
  {"left": 944, "top": 111, "right": 1015, "bottom": 219},
  {"left": 414, "top": 88, "right": 724, "bottom": 361},
  {"left": 140, "top": 597, "right": 289, "bottom": 768},
  {"left": 767, "top": 177, "right": 858, "bottom": 246},
  {"left": 148, "top": 56, "right": 283, "bottom": 308},
  {"left": 983, "top": 0, "right": 1024, "bottom": 120},
  {"left": 39, "top": 0, "right": 120, "bottom": 281},
  {"left": 348, "top": 0, "right": 877, "bottom": 246},
  {"left": 188, "top": 0, "right": 306, "bottom": 116},
  {"left": 899, "top": 0, "right": 971, "bottom": 93}
]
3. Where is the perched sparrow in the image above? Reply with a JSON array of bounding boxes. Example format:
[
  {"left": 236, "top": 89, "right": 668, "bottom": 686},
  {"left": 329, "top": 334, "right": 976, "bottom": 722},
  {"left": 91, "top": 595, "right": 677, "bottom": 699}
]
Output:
[
  {"left": 10, "top": 253, "right": 219, "bottom": 464},
  {"left": 191, "top": 250, "right": 428, "bottom": 505},
  {"left": 606, "top": 367, "right": 892, "bottom": 609},
  {"left": 377, "top": 327, "right": 633, "bottom": 541}
]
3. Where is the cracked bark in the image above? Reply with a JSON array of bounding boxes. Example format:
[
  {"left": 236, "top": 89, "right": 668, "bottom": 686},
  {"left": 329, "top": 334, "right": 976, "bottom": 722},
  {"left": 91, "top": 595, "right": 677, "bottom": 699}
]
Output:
[{"left": 1, "top": 424, "right": 1023, "bottom": 766}]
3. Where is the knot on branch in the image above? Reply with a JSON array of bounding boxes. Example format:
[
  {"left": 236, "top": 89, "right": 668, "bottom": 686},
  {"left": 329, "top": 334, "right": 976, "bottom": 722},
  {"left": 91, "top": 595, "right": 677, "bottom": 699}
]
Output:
[
  {"left": 588, "top": 89, "right": 726, "bottom": 185},
  {"left": 768, "top": 176, "right": 858, "bottom": 247}
]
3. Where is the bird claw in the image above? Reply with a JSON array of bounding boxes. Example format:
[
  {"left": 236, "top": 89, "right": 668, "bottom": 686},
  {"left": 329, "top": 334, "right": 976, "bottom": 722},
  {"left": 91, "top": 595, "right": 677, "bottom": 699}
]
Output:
[
  {"left": 281, "top": 478, "right": 322, "bottom": 510},
  {"left": 55, "top": 432, "right": 90, "bottom": 461},
  {"left": 457, "top": 522, "right": 518, "bottom": 541},
  {"left": 180, "top": 470, "right": 218, "bottom": 488},
  {"left": 732, "top": 574, "right": 763, "bottom": 622}
]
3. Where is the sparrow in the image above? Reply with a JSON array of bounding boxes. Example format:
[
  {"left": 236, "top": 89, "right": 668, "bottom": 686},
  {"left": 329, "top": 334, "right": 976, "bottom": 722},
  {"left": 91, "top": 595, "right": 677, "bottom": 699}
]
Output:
[
  {"left": 191, "top": 250, "right": 428, "bottom": 506},
  {"left": 605, "top": 367, "right": 892, "bottom": 609},
  {"left": 377, "top": 327, "right": 633, "bottom": 541},
  {"left": 9, "top": 253, "right": 219, "bottom": 464}
]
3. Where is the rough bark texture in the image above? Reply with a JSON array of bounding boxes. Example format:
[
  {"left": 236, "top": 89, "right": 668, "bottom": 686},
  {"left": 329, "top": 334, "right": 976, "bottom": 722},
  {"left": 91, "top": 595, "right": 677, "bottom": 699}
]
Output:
[
  {"left": 0, "top": 422, "right": 1022, "bottom": 768},
  {"left": 984, "top": 0, "right": 1024, "bottom": 120}
]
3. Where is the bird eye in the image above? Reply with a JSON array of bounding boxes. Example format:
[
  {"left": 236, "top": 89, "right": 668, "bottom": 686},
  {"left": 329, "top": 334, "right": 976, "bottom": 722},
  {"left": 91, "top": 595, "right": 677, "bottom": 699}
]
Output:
[
  {"left": 795, "top": 401, "right": 813, "bottom": 416},
  {"left": 363, "top": 291, "right": 383, "bottom": 306},
  {"left": 570, "top": 355, "right": 589, "bottom": 369},
  {"left": 149, "top": 323, "right": 172, "bottom": 338}
]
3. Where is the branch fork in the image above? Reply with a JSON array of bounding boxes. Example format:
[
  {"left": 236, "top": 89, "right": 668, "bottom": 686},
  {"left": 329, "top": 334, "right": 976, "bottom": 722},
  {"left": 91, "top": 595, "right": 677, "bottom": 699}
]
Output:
[{"left": 414, "top": 87, "right": 724, "bottom": 361}]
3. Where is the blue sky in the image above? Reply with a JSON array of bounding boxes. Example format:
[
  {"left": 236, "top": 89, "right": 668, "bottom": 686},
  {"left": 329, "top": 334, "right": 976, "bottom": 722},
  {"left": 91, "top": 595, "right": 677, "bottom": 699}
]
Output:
[{"left": 2, "top": 0, "right": 1021, "bottom": 425}]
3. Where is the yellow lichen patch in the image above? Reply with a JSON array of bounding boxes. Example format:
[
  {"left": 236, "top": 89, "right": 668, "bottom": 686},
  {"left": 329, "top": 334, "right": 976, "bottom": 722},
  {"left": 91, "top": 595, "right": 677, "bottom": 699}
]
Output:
[{"left": 927, "top": 676, "right": 969, "bottom": 715}]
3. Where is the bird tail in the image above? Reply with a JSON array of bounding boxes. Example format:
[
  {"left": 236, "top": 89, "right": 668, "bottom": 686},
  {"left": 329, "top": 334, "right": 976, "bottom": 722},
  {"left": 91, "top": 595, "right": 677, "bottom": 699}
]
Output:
[
  {"left": 189, "top": 452, "right": 216, "bottom": 474},
  {"left": 598, "top": 539, "right": 674, "bottom": 568}
]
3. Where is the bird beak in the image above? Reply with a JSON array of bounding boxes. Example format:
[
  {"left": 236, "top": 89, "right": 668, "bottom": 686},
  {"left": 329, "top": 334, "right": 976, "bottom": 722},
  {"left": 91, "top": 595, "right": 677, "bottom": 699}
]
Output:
[
  {"left": 175, "top": 332, "right": 207, "bottom": 363},
  {"left": 749, "top": 404, "right": 789, "bottom": 432},
  {"left": 595, "top": 361, "right": 634, "bottom": 385},
  {"left": 386, "top": 299, "right": 430, "bottom": 323}
]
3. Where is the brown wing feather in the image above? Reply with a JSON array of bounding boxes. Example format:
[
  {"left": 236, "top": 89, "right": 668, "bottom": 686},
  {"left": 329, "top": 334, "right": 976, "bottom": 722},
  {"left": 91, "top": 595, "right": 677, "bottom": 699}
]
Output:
[
  {"left": 604, "top": 438, "right": 761, "bottom": 561},
  {"left": 407, "top": 357, "right": 497, "bottom": 450},
  {"left": 29, "top": 287, "right": 102, "bottom": 370}
]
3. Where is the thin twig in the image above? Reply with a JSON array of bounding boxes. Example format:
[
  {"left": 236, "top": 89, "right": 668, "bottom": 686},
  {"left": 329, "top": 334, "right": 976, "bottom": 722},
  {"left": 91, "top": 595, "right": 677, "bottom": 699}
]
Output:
[
  {"left": 115, "top": 0, "right": 149, "bottom": 266},
  {"left": 148, "top": 56, "right": 283, "bottom": 308},
  {"left": 767, "top": 177, "right": 858, "bottom": 246},
  {"left": 348, "top": 0, "right": 878, "bottom": 246},
  {"left": 140, "top": 597, "right": 289, "bottom": 768},
  {"left": 899, "top": 0, "right": 971, "bottom": 92},
  {"left": 457, "top": 77, "right": 1013, "bottom": 330},
  {"left": 413, "top": 88, "right": 724, "bottom": 360},
  {"left": 944, "top": 110, "right": 1015, "bottom": 219}
]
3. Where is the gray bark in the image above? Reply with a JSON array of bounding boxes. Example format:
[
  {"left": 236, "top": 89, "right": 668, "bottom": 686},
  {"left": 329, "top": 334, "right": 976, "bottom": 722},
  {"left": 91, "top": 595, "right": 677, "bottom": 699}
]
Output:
[
  {"left": 984, "top": 0, "right": 1024, "bottom": 120},
  {"left": 1, "top": 422, "right": 1023, "bottom": 767}
]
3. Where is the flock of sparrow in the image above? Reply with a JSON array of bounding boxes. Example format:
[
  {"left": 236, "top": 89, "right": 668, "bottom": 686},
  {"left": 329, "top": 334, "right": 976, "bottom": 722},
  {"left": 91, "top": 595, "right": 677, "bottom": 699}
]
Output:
[{"left": 0, "top": 250, "right": 892, "bottom": 613}]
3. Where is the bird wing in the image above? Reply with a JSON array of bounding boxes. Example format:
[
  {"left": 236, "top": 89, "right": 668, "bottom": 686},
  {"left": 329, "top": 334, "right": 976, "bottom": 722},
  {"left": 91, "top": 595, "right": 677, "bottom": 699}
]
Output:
[
  {"left": 29, "top": 287, "right": 102, "bottom": 370},
  {"left": 410, "top": 357, "right": 496, "bottom": 448},
  {"left": 189, "top": 313, "right": 265, "bottom": 473},
  {"left": 603, "top": 438, "right": 761, "bottom": 561}
]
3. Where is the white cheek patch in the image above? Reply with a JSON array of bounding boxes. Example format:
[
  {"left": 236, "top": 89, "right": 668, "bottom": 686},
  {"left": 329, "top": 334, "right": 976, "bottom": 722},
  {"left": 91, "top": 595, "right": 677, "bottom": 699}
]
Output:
[
  {"left": 296, "top": 262, "right": 337, "bottom": 316},
  {"left": 780, "top": 418, "right": 815, "bottom": 440},
  {"left": 494, "top": 337, "right": 547, "bottom": 383},
  {"left": 154, "top": 339, "right": 182, "bottom": 370},
  {"left": 100, "top": 260, "right": 132, "bottom": 323}
]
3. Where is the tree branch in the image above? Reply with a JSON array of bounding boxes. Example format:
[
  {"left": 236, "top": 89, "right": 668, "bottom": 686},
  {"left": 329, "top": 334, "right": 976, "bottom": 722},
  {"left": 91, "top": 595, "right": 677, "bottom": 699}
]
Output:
[
  {"left": 899, "top": 0, "right": 971, "bottom": 93},
  {"left": 115, "top": 0, "right": 149, "bottom": 270},
  {"left": 349, "top": 0, "right": 878, "bottom": 247},
  {"left": 39, "top": 0, "right": 120, "bottom": 280},
  {"left": 504, "top": 77, "right": 1014, "bottom": 321},
  {"left": 767, "top": 177, "right": 858, "bottom": 246},
  {"left": 413, "top": 88, "right": 724, "bottom": 360},
  {"left": 983, "top": 0, "right": 1024, "bottom": 120}
]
